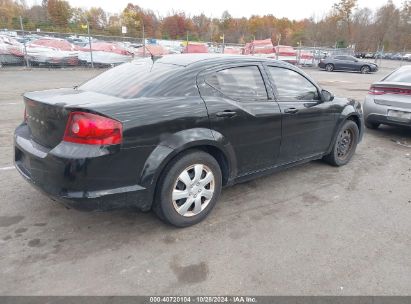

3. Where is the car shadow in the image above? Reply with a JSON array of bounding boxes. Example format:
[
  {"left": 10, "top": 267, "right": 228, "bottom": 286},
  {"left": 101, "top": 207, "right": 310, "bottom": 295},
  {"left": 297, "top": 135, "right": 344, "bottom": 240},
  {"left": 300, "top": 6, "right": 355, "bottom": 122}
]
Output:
[{"left": 367, "top": 125, "right": 411, "bottom": 140}]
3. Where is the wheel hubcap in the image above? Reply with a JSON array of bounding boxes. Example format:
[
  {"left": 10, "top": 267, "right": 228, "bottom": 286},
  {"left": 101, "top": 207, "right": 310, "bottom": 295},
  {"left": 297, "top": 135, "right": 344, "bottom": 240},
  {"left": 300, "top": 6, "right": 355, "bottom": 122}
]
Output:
[
  {"left": 337, "top": 129, "right": 353, "bottom": 159},
  {"left": 172, "top": 164, "right": 215, "bottom": 217}
]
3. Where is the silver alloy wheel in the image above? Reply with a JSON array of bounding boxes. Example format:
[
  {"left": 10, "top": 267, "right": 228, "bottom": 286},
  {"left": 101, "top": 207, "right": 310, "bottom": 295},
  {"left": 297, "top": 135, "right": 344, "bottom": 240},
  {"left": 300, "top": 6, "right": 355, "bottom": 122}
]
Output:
[
  {"left": 172, "top": 164, "right": 215, "bottom": 217},
  {"left": 361, "top": 66, "right": 370, "bottom": 74}
]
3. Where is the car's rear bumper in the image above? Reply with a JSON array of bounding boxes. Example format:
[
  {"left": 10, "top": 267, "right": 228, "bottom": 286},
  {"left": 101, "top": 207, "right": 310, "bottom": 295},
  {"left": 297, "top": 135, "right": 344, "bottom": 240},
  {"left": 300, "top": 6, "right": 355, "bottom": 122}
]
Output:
[
  {"left": 363, "top": 95, "right": 411, "bottom": 127},
  {"left": 14, "top": 124, "right": 153, "bottom": 211}
]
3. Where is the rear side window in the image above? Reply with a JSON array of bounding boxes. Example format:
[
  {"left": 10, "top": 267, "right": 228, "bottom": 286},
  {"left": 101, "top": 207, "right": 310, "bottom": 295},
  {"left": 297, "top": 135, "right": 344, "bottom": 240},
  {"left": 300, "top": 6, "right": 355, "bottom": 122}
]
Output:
[
  {"left": 268, "top": 66, "right": 320, "bottom": 101},
  {"left": 79, "top": 60, "right": 182, "bottom": 98},
  {"left": 206, "top": 66, "right": 268, "bottom": 102},
  {"left": 384, "top": 67, "right": 411, "bottom": 83}
]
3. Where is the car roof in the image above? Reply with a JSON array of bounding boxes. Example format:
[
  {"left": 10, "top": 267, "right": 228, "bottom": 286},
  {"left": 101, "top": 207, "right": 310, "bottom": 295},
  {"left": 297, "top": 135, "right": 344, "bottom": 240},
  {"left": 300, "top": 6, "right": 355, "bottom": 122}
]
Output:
[
  {"left": 155, "top": 53, "right": 292, "bottom": 68},
  {"left": 150, "top": 53, "right": 320, "bottom": 90}
]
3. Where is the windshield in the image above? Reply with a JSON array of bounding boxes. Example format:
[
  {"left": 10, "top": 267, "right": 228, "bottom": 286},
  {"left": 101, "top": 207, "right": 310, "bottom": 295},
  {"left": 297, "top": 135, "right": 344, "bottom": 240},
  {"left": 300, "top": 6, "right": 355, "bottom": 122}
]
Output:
[
  {"left": 383, "top": 66, "right": 411, "bottom": 83},
  {"left": 79, "top": 59, "right": 182, "bottom": 98}
]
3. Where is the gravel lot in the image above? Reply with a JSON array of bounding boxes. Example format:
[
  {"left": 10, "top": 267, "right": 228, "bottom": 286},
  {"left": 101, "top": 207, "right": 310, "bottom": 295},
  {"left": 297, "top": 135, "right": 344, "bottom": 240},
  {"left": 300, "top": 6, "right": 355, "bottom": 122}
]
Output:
[{"left": 0, "top": 61, "right": 410, "bottom": 295}]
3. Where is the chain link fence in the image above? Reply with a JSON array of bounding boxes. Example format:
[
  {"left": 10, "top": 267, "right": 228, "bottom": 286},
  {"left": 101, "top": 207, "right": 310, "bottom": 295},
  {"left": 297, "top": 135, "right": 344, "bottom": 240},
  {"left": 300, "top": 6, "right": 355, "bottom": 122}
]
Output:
[{"left": 2, "top": 26, "right": 409, "bottom": 70}]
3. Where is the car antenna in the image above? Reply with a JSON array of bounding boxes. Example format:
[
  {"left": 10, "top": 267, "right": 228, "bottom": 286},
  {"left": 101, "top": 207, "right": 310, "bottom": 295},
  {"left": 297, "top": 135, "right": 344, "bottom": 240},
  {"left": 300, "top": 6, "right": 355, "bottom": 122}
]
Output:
[{"left": 142, "top": 44, "right": 162, "bottom": 62}]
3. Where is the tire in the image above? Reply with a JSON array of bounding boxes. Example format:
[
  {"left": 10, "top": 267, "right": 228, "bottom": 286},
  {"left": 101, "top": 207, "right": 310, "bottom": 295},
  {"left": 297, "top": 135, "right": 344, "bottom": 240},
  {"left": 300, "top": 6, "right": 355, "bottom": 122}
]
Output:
[
  {"left": 324, "top": 120, "right": 359, "bottom": 166},
  {"left": 365, "top": 120, "right": 380, "bottom": 129},
  {"left": 153, "top": 150, "right": 222, "bottom": 227},
  {"left": 325, "top": 64, "right": 334, "bottom": 72},
  {"left": 361, "top": 65, "right": 370, "bottom": 74}
]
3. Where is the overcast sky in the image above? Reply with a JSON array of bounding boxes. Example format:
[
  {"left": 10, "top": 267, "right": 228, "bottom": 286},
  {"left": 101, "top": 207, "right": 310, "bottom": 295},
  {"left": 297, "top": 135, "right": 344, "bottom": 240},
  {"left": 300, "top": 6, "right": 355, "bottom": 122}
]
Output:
[{"left": 27, "top": 0, "right": 403, "bottom": 20}]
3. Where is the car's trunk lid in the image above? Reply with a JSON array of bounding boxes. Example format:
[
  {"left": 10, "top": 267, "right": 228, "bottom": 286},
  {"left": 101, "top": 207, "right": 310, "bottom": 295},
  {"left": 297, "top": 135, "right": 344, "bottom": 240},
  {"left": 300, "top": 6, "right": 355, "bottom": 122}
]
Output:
[
  {"left": 24, "top": 88, "right": 125, "bottom": 149},
  {"left": 371, "top": 82, "right": 411, "bottom": 109}
]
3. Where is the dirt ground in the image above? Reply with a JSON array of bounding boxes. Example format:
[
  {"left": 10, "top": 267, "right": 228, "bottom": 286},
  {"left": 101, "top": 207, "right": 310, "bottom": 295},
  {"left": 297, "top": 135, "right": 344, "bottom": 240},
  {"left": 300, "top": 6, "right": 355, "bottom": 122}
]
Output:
[{"left": 0, "top": 60, "right": 410, "bottom": 295}]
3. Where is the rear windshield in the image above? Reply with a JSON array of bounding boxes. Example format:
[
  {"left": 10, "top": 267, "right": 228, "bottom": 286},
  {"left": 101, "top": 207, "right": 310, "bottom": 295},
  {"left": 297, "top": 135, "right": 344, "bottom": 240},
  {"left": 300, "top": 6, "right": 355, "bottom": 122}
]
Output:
[
  {"left": 79, "top": 59, "right": 182, "bottom": 98},
  {"left": 384, "top": 66, "right": 411, "bottom": 83}
]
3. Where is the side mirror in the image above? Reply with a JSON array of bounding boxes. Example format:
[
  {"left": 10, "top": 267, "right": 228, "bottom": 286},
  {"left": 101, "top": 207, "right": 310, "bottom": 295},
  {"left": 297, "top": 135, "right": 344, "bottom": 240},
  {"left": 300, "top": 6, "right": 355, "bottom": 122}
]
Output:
[{"left": 321, "top": 89, "right": 334, "bottom": 102}]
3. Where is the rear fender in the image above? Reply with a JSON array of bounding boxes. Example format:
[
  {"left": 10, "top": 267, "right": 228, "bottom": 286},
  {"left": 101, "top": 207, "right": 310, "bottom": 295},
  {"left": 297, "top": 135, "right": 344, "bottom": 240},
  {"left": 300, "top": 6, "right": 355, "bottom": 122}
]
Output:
[{"left": 139, "top": 128, "right": 237, "bottom": 190}]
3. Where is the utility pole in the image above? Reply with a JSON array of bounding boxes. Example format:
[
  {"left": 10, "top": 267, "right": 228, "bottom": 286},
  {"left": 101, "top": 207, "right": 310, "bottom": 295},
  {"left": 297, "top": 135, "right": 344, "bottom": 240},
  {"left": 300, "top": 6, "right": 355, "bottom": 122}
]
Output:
[
  {"left": 142, "top": 19, "right": 146, "bottom": 57},
  {"left": 87, "top": 20, "right": 94, "bottom": 68},
  {"left": 401, "top": 46, "right": 406, "bottom": 66},
  {"left": 186, "top": 31, "right": 189, "bottom": 53},
  {"left": 276, "top": 33, "right": 281, "bottom": 60},
  {"left": 221, "top": 33, "right": 225, "bottom": 54},
  {"left": 19, "top": 16, "right": 29, "bottom": 67}
]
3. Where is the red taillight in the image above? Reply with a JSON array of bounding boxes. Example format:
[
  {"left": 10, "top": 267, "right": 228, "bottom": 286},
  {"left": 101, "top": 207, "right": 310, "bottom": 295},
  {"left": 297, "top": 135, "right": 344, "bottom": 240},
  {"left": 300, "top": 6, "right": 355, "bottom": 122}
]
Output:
[
  {"left": 368, "top": 86, "right": 386, "bottom": 95},
  {"left": 63, "top": 111, "right": 123, "bottom": 145},
  {"left": 369, "top": 86, "right": 411, "bottom": 95}
]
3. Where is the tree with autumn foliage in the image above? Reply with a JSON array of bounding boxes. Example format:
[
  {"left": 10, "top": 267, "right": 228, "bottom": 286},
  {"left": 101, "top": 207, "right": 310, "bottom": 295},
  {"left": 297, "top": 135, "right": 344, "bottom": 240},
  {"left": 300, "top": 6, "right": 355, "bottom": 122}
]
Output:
[
  {"left": 1, "top": 0, "right": 411, "bottom": 51},
  {"left": 46, "top": 0, "right": 72, "bottom": 28}
]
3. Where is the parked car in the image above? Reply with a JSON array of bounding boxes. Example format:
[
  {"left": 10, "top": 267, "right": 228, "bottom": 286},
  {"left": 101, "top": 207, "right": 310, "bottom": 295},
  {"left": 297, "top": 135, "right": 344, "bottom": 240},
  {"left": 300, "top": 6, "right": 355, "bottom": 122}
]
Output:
[
  {"left": 14, "top": 54, "right": 363, "bottom": 227},
  {"left": 182, "top": 42, "right": 208, "bottom": 53},
  {"left": 354, "top": 52, "right": 365, "bottom": 58},
  {"left": 298, "top": 51, "right": 314, "bottom": 66},
  {"left": 319, "top": 55, "right": 378, "bottom": 73},
  {"left": 392, "top": 53, "right": 404, "bottom": 60},
  {"left": 374, "top": 52, "right": 384, "bottom": 59},
  {"left": 26, "top": 38, "right": 79, "bottom": 66},
  {"left": 364, "top": 65, "right": 411, "bottom": 129},
  {"left": 364, "top": 52, "right": 375, "bottom": 59},
  {"left": 0, "top": 34, "right": 24, "bottom": 65},
  {"left": 243, "top": 38, "right": 273, "bottom": 55},
  {"left": 403, "top": 53, "right": 411, "bottom": 61},
  {"left": 243, "top": 40, "right": 297, "bottom": 64},
  {"left": 270, "top": 45, "right": 297, "bottom": 64}
]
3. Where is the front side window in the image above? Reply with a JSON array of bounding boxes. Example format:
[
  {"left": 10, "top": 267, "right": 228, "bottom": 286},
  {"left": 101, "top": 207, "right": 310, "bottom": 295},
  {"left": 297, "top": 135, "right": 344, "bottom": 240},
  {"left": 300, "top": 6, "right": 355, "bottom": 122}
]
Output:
[
  {"left": 206, "top": 66, "right": 268, "bottom": 102},
  {"left": 268, "top": 66, "right": 320, "bottom": 101}
]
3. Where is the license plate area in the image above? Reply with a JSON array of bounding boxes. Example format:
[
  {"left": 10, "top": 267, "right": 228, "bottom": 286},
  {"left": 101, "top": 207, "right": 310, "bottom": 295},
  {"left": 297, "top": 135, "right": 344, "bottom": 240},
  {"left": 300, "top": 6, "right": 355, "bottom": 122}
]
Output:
[
  {"left": 15, "top": 147, "right": 31, "bottom": 177},
  {"left": 387, "top": 110, "right": 411, "bottom": 121}
]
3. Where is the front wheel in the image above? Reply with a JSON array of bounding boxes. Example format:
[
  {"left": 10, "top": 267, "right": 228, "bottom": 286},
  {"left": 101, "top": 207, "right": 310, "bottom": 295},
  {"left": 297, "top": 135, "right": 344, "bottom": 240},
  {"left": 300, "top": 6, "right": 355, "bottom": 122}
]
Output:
[
  {"left": 324, "top": 120, "right": 359, "bottom": 166},
  {"left": 325, "top": 64, "right": 334, "bottom": 72},
  {"left": 361, "top": 65, "right": 370, "bottom": 74},
  {"left": 153, "top": 150, "right": 222, "bottom": 227}
]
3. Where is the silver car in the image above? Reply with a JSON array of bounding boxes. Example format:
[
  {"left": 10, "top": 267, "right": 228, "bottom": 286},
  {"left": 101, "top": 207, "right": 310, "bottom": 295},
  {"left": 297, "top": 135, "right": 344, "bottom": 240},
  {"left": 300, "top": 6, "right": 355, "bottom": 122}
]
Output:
[{"left": 364, "top": 65, "right": 411, "bottom": 129}]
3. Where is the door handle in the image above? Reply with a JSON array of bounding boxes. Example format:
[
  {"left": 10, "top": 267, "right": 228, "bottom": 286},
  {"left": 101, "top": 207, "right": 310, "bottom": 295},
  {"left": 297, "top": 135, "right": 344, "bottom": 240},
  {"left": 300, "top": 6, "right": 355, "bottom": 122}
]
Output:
[
  {"left": 216, "top": 110, "right": 237, "bottom": 118},
  {"left": 284, "top": 107, "right": 299, "bottom": 114}
]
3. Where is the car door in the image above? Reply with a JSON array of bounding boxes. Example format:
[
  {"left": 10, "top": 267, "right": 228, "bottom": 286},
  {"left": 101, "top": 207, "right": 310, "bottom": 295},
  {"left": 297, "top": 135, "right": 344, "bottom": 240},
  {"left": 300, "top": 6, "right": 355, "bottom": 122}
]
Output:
[
  {"left": 335, "top": 56, "right": 352, "bottom": 70},
  {"left": 332, "top": 56, "right": 345, "bottom": 70},
  {"left": 345, "top": 56, "right": 360, "bottom": 71},
  {"left": 197, "top": 64, "right": 282, "bottom": 176},
  {"left": 265, "top": 65, "right": 337, "bottom": 164}
]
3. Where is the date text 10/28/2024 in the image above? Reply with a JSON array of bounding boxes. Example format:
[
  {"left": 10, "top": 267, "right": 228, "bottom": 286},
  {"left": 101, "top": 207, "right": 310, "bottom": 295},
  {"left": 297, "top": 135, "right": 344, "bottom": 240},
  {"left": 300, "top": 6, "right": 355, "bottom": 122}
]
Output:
[{"left": 149, "top": 296, "right": 257, "bottom": 303}]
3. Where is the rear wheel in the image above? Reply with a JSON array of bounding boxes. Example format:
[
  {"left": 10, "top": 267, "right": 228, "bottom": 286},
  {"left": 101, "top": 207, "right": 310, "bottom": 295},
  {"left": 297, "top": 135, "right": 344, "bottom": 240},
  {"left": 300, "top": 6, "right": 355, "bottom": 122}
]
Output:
[
  {"left": 325, "top": 63, "right": 334, "bottom": 72},
  {"left": 153, "top": 150, "right": 222, "bottom": 227},
  {"left": 324, "top": 120, "right": 359, "bottom": 166},
  {"left": 365, "top": 120, "right": 380, "bottom": 129},
  {"left": 361, "top": 65, "right": 370, "bottom": 74}
]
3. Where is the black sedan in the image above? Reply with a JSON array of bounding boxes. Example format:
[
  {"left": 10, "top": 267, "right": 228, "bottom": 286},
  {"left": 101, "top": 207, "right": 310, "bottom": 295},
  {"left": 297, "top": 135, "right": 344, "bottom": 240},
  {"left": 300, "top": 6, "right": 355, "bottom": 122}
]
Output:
[
  {"left": 14, "top": 54, "right": 364, "bottom": 227},
  {"left": 319, "top": 55, "right": 378, "bottom": 73}
]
